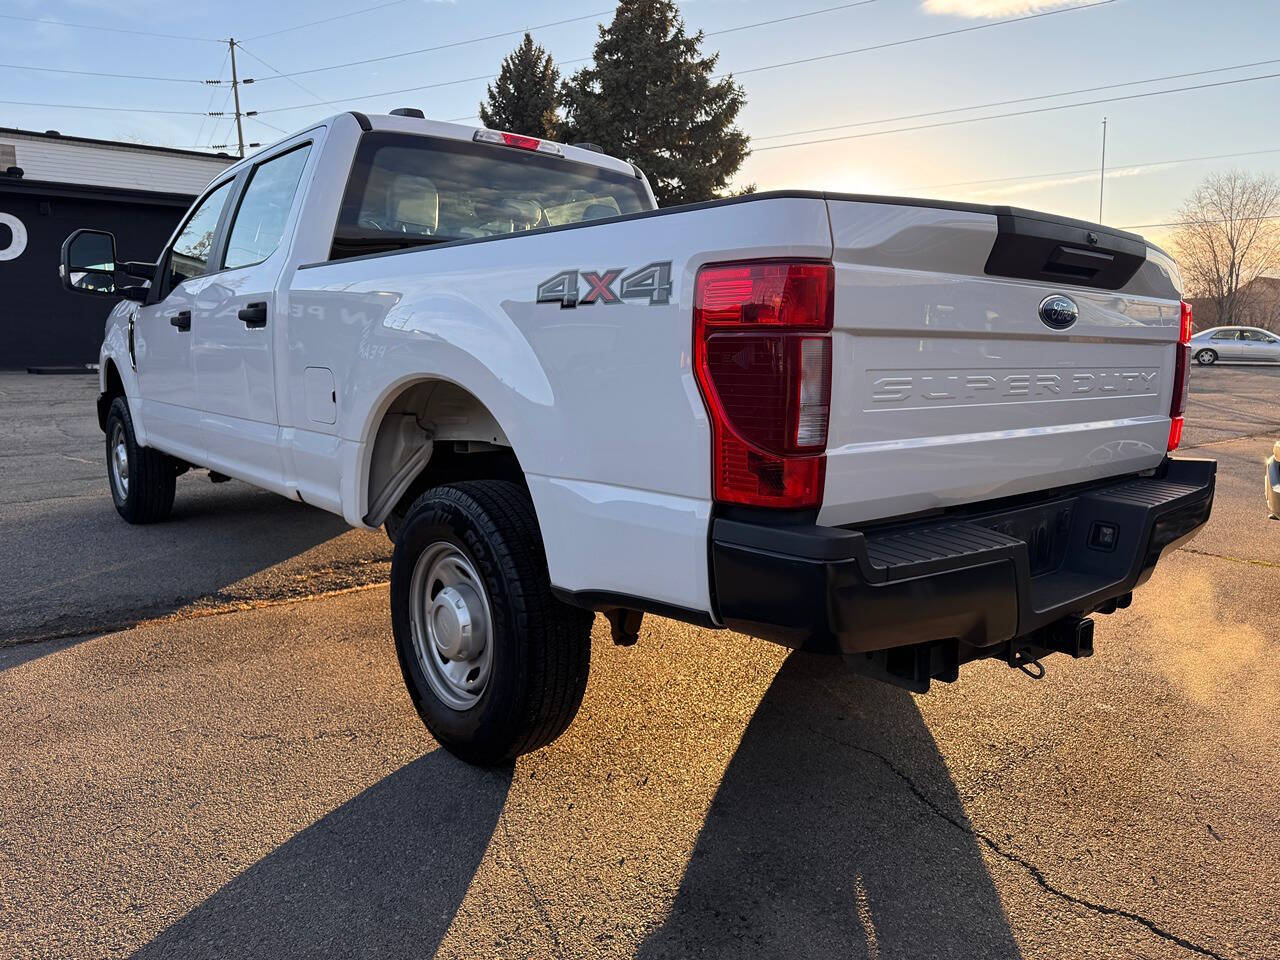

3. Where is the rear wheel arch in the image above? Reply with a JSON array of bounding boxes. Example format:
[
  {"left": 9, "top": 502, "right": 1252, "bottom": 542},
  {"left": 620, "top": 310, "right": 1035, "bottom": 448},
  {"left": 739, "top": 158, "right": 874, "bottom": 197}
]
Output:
[{"left": 361, "top": 377, "right": 528, "bottom": 536}]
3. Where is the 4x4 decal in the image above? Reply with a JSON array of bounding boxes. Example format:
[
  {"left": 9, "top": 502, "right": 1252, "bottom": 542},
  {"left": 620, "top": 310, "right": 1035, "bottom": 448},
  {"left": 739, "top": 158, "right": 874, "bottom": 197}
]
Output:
[{"left": 536, "top": 261, "right": 672, "bottom": 308}]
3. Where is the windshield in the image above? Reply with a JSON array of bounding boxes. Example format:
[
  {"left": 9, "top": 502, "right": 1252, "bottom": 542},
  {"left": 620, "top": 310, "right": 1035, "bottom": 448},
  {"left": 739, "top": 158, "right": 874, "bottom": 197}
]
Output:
[{"left": 330, "top": 132, "right": 654, "bottom": 260}]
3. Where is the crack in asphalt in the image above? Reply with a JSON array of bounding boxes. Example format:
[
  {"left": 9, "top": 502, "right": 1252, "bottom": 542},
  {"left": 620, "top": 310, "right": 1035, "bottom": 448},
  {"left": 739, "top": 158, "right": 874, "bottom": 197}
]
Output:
[
  {"left": 802, "top": 696, "right": 1228, "bottom": 960},
  {"left": 1181, "top": 547, "right": 1280, "bottom": 570},
  {"left": 1185, "top": 428, "right": 1280, "bottom": 449},
  {"left": 500, "top": 814, "right": 567, "bottom": 954}
]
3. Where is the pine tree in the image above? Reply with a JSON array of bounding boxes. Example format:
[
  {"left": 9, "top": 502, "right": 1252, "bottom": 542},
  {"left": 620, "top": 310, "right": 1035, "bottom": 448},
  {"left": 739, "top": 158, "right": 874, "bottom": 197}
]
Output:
[
  {"left": 560, "top": 0, "right": 749, "bottom": 207},
  {"left": 479, "top": 33, "right": 561, "bottom": 139}
]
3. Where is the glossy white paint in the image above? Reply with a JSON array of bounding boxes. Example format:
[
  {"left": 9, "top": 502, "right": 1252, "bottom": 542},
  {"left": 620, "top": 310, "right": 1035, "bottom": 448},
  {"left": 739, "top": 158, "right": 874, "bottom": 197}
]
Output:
[
  {"left": 94, "top": 112, "right": 1186, "bottom": 620},
  {"left": 818, "top": 199, "right": 1181, "bottom": 525},
  {"left": 133, "top": 270, "right": 207, "bottom": 465}
]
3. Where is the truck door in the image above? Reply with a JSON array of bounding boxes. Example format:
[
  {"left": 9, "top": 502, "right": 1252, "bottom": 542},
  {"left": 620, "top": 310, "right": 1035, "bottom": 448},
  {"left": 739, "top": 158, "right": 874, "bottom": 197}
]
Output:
[
  {"left": 135, "top": 177, "right": 235, "bottom": 464},
  {"left": 192, "top": 142, "right": 312, "bottom": 489}
]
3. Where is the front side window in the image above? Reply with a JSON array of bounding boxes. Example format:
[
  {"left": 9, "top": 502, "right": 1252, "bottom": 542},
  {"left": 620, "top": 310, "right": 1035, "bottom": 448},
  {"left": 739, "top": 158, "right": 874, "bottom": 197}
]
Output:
[
  {"left": 331, "top": 133, "right": 654, "bottom": 261},
  {"left": 1240, "top": 330, "right": 1277, "bottom": 342},
  {"left": 223, "top": 144, "right": 311, "bottom": 270},
  {"left": 168, "top": 179, "right": 233, "bottom": 289}
]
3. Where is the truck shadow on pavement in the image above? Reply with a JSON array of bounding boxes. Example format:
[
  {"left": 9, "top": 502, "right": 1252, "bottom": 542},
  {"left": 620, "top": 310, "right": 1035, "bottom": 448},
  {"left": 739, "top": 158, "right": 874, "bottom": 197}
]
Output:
[
  {"left": 130, "top": 749, "right": 511, "bottom": 960},
  {"left": 638, "top": 653, "right": 1024, "bottom": 960},
  {"left": 3, "top": 479, "right": 390, "bottom": 657},
  {"left": 128, "top": 654, "right": 1020, "bottom": 960}
]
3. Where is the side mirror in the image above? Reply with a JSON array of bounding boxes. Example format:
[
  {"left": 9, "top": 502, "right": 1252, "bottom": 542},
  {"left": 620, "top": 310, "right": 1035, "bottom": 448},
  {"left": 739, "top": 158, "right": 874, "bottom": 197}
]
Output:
[{"left": 59, "top": 229, "right": 151, "bottom": 302}]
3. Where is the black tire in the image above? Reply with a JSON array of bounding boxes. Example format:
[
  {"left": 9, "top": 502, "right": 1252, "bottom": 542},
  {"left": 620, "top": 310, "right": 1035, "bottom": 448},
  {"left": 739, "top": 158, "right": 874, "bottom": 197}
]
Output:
[
  {"left": 1195, "top": 348, "right": 1218, "bottom": 365},
  {"left": 390, "top": 480, "right": 593, "bottom": 765},
  {"left": 105, "top": 396, "right": 176, "bottom": 524}
]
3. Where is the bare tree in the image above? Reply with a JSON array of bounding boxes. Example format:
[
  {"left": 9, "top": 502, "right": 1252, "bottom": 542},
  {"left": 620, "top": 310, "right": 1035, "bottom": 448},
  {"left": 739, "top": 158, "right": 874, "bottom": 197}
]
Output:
[{"left": 1172, "top": 170, "right": 1280, "bottom": 329}]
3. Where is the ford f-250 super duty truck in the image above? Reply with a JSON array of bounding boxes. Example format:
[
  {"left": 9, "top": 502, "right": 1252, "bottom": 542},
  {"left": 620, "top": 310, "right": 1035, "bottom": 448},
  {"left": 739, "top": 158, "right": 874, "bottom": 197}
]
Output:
[{"left": 61, "top": 110, "right": 1214, "bottom": 765}]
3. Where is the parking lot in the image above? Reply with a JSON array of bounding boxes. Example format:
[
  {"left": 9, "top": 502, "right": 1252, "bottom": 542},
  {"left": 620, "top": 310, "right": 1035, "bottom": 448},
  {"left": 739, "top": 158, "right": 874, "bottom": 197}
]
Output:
[{"left": 2, "top": 365, "right": 1278, "bottom": 959}]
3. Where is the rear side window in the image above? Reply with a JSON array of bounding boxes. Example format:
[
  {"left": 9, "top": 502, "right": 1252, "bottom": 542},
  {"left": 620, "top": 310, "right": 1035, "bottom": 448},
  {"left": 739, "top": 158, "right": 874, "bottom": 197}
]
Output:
[
  {"left": 223, "top": 144, "right": 311, "bottom": 270},
  {"left": 168, "top": 179, "right": 233, "bottom": 288},
  {"left": 1211, "top": 330, "right": 1239, "bottom": 340},
  {"left": 330, "top": 132, "right": 653, "bottom": 261}
]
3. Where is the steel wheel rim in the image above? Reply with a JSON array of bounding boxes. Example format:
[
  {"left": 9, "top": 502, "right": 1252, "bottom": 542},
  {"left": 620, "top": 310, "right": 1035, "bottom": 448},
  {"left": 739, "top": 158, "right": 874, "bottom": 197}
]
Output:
[
  {"left": 109, "top": 422, "right": 129, "bottom": 499},
  {"left": 409, "top": 541, "right": 493, "bottom": 710}
]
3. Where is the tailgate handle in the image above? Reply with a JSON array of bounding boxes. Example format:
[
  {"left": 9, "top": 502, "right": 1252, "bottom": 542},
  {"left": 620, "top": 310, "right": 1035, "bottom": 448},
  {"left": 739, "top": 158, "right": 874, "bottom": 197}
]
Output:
[
  {"left": 1044, "top": 244, "right": 1114, "bottom": 281},
  {"left": 238, "top": 302, "right": 268, "bottom": 328}
]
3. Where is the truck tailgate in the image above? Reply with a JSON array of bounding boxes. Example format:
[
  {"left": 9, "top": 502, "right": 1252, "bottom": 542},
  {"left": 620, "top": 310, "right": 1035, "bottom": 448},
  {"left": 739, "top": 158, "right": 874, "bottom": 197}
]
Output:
[{"left": 819, "top": 198, "right": 1183, "bottom": 527}]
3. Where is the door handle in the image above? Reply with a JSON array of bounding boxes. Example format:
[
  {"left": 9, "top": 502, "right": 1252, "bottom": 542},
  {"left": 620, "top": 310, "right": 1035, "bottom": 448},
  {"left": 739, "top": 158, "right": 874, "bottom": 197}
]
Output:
[
  {"left": 169, "top": 310, "right": 191, "bottom": 331},
  {"left": 238, "top": 302, "right": 268, "bottom": 328}
]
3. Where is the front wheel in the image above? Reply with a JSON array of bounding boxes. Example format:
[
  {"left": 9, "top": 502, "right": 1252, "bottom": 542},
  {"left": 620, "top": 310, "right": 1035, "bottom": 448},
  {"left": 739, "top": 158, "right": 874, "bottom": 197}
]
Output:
[
  {"left": 390, "top": 480, "right": 593, "bottom": 765},
  {"left": 105, "top": 396, "right": 176, "bottom": 524},
  {"left": 1195, "top": 348, "right": 1218, "bottom": 365}
]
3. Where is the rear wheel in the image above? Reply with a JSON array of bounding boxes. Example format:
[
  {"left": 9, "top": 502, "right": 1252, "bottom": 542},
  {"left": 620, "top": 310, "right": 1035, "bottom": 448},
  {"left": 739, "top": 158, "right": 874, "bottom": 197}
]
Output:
[
  {"left": 390, "top": 480, "right": 593, "bottom": 765},
  {"left": 105, "top": 396, "right": 176, "bottom": 524},
  {"left": 1195, "top": 348, "right": 1218, "bottom": 365}
]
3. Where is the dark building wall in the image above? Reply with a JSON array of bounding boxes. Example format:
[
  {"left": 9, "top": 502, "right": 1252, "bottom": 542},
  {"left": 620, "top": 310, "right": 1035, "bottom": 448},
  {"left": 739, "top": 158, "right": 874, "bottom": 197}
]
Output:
[{"left": 0, "top": 181, "right": 192, "bottom": 369}]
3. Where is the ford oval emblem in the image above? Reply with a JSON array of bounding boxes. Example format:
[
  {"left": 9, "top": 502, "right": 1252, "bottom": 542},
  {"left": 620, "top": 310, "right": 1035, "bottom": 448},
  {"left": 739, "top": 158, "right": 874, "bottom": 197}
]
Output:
[{"left": 1039, "top": 294, "right": 1079, "bottom": 330}]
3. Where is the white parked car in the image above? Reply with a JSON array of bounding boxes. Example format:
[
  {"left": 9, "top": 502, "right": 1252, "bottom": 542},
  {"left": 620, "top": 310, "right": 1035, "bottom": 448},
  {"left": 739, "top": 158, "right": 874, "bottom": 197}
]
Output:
[
  {"left": 1190, "top": 325, "right": 1280, "bottom": 364},
  {"left": 61, "top": 111, "right": 1215, "bottom": 764}
]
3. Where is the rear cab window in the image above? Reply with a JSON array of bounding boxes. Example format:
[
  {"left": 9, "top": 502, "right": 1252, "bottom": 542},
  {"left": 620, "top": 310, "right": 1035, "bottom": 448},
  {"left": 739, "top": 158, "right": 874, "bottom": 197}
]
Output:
[
  {"left": 329, "top": 132, "right": 654, "bottom": 261},
  {"left": 222, "top": 143, "right": 312, "bottom": 270}
]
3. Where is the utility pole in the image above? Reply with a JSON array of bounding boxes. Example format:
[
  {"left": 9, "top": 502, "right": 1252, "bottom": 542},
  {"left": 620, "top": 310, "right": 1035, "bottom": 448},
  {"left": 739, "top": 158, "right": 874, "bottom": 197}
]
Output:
[
  {"left": 229, "top": 37, "right": 246, "bottom": 159},
  {"left": 1098, "top": 116, "right": 1108, "bottom": 224}
]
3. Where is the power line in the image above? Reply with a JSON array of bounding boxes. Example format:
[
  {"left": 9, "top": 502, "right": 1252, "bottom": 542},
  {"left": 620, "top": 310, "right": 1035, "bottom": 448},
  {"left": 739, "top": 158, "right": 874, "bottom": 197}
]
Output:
[
  {"left": 913, "top": 146, "right": 1280, "bottom": 191},
  {"left": 728, "top": 0, "right": 1115, "bottom": 78},
  {"left": 753, "top": 70, "right": 1280, "bottom": 152},
  {"left": 250, "top": 116, "right": 291, "bottom": 136},
  {"left": 246, "top": 0, "right": 418, "bottom": 41},
  {"left": 0, "top": 62, "right": 205, "bottom": 83},
  {"left": 199, "top": 87, "right": 236, "bottom": 149},
  {"left": 0, "top": 12, "right": 218, "bottom": 43},
  {"left": 234, "top": 42, "right": 341, "bottom": 110},
  {"left": 0, "top": 98, "right": 205, "bottom": 115},
  {"left": 259, "top": 72, "right": 499, "bottom": 113},
  {"left": 257, "top": 0, "right": 1090, "bottom": 114},
  {"left": 707, "top": 0, "right": 878, "bottom": 38},
  {"left": 754, "top": 57, "right": 1280, "bottom": 142},
  {"left": 248, "top": 9, "right": 612, "bottom": 81},
  {"left": 248, "top": 1, "right": 879, "bottom": 83},
  {"left": 193, "top": 47, "right": 232, "bottom": 149},
  {"left": 1119, "top": 215, "right": 1280, "bottom": 230}
]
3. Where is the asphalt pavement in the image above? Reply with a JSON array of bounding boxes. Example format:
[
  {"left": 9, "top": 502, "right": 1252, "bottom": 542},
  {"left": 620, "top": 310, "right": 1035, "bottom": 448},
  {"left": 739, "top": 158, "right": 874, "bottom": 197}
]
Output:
[{"left": 1, "top": 365, "right": 1278, "bottom": 960}]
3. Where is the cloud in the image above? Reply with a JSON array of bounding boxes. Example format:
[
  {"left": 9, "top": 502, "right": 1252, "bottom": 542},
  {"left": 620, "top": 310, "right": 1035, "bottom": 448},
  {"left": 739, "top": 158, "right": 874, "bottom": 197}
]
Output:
[{"left": 922, "top": 0, "right": 1093, "bottom": 17}]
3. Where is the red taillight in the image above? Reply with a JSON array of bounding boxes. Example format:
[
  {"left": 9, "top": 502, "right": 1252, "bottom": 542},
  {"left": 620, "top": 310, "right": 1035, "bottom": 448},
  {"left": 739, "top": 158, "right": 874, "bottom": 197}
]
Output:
[
  {"left": 694, "top": 260, "right": 834, "bottom": 508},
  {"left": 1169, "top": 300, "right": 1193, "bottom": 451},
  {"left": 1179, "top": 299, "right": 1194, "bottom": 342}
]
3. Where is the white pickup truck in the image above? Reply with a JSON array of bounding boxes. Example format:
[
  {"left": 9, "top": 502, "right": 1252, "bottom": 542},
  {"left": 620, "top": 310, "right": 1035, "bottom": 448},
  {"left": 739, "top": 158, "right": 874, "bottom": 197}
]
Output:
[{"left": 62, "top": 110, "right": 1214, "bottom": 764}]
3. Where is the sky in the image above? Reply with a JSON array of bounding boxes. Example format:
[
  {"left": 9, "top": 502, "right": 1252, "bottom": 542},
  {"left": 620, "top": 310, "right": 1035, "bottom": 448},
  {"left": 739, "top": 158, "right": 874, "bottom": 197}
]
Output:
[{"left": 2, "top": 0, "right": 1278, "bottom": 246}]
